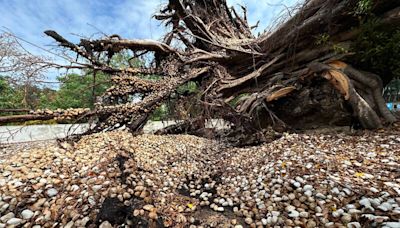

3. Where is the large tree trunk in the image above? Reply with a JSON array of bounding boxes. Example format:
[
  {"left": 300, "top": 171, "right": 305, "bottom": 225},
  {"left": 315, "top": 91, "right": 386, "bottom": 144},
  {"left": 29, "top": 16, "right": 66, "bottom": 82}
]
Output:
[{"left": 2, "top": 0, "right": 398, "bottom": 143}]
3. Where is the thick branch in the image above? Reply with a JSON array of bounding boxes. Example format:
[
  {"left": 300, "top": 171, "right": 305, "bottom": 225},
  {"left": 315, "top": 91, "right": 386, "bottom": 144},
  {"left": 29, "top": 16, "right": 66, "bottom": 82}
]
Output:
[{"left": 0, "top": 114, "right": 54, "bottom": 124}]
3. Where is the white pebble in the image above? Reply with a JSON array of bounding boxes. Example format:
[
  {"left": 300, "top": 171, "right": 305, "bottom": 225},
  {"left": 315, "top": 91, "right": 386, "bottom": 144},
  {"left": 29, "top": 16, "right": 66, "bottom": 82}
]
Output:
[
  {"left": 348, "top": 209, "right": 361, "bottom": 214},
  {"left": 244, "top": 217, "right": 253, "bottom": 224},
  {"left": 382, "top": 222, "right": 400, "bottom": 228},
  {"left": 271, "top": 216, "right": 278, "bottom": 224},
  {"left": 370, "top": 187, "right": 379, "bottom": 193},
  {"left": 325, "top": 222, "right": 334, "bottom": 227},
  {"left": 331, "top": 187, "right": 340, "bottom": 195},
  {"left": 346, "top": 204, "right": 356, "bottom": 209},
  {"left": 361, "top": 214, "right": 389, "bottom": 222},
  {"left": 0, "top": 212, "right": 14, "bottom": 223},
  {"left": 70, "top": 185, "right": 79, "bottom": 191},
  {"left": 7, "top": 218, "right": 23, "bottom": 226},
  {"left": 303, "top": 185, "right": 313, "bottom": 191},
  {"left": 341, "top": 213, "right": 352, "bottom": 223},
  {"left": 316, "top": 193, "right": 326, "bottom": 199},
  {"left": 359, "top": 198, "right": 373, "bottom": 211},
  {"left": 64, "top": 221, "right": 74, "bottom": 228},
  {"left": 261, "top": 218, "right": 268, "bottom": 225},
  {"left": 295, "top": 176, "right": 304, "bottom": 183},
  {"left": 347, "top": 222, "right": 361, "bottom": 228},
  {"left": 286, "top": 205, "right": 296, "bottom": 212},
  {"left": 99, "top": 221, "right": 113, "bottom": 228},
  {"left": 299, "top": 211, "right": 309, "bottom": 218},
  {"left": 46, "top": 188, "right": 58, "bottom": 197},
  {"left": 288, "top": 210, "right": 299, "bottom": 218},
  {"left": 370, "top": 198, "right": 381, "bottom": 208},
  {"left": 378, "top": 202, "right": 393, "bottom": 212},
  {"left": 92, "top": 185, "right": 102, "bottom": 192},
  {"left": 88, "top": 196, "right": 96, "bottom": 205},
  {"left": 13, "top": 181, "right": 24, "bottom": 188},
  {"left": 343, "top": 188, "right": 352, "bottom": 195},
  {"left": 381, "top": 192, "right": 391, "bottom": 198},
  {"left": 271, "top": 211, "right": 280, "bottom": 217},
  {"left": 332, "top": 211, "right": 341, "bottom": 218},
  {"left": 304, "top": 190, "right": 312, "bottom": 197},
  {"left": 21, "top": 209, "right": 34, "bottom": 220}
]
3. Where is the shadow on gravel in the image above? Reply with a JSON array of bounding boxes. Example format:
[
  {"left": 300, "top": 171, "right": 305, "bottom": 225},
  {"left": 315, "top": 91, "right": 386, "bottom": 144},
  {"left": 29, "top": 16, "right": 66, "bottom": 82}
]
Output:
[
  {"left": 96, "top": 197, "right": 133, "bottom": 225},
  {"left": 95, "top": 154, "right": 165, "bottom": 227}
]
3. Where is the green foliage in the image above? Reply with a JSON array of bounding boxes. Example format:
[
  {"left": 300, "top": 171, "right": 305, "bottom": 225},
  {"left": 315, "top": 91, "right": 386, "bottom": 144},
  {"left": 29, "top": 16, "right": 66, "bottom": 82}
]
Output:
[
  {"left": 229, "top": 93, "right": 250, "bottom": 107},
  {"left": 52, "top": 72, "right": 111, "bottom": 109},
  {"left": 151, "top": 104, "right": 169, "bottom": 121},
  {"left": 333, "top": 43, "right": 350, "bottom": 54},
  {"left": 0, "top": 50, "right": 202, "bottom": 123},
  {"left": 0, "top": 76, "right": 22, "bottom": 109},
  {"left": 351, "top": 19, "right": 400, "bottom": 84},
  {"left": 149, "top": 82, "right": 199, "bottom": 121},
  {"left": 177, "top": 81, "right": 198, "bottom": 95},
  {"left": 0, "top": 75, "right": 61, "bottom": 111},
  {"left": 37, "top": 88, "right": 58, "bottom": 109},
  {"left": 0, "top": 72, "right": 111, "bottom": 112},
  {"left": 109, "top": 50, "right": 141, "bottom": 69},
  {"left": 355, "top": 0, "right": 373, "bottom": 16},
  {"left": 315, "top": 33, "right": 330, "bottom": 46}
]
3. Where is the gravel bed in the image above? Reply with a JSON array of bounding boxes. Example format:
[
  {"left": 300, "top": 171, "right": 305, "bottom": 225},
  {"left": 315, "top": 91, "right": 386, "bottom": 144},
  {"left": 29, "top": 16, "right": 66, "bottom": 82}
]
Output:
[{"left": 0, "top": 125, "right": 399, "bottom": 227}]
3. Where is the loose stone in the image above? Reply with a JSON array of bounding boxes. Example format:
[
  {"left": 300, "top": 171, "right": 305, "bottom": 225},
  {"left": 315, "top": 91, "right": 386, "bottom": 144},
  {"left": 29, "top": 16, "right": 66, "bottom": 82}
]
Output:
[
  {"left": 99, "top": 221, "right": 113, "bottom": 228},
  {"left": 0, "top": 212, "right": 14, "bottom": 223},
  {"left": 288, "top": 210, "right": 300, "bottom": 218},
  {"left": 6, "top": 218, "right": 23, "bottom": 226},
  {"left": 21, "top": 209, "right": 34, "bottom": 220},
  {"left": 46, "top": 188, "right": 58, "bottom": 197}
]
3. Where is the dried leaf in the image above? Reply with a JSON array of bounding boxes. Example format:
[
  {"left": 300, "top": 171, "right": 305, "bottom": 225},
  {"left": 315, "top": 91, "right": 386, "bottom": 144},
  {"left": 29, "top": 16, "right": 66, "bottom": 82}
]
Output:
[{"left": 355, "top": 172, "right": 365, "bottom": 177}]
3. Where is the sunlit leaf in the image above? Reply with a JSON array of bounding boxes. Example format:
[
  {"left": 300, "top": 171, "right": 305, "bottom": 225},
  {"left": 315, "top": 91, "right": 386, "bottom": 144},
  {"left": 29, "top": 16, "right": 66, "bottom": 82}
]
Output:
[{"left": 355, "top": 172, "right": 365, "bottom": 177}]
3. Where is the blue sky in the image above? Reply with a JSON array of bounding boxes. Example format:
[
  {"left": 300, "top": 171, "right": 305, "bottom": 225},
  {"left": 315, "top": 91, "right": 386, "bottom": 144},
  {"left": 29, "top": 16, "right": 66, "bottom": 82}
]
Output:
[{"left": 0, "top": 0, "right": 300, "bottom": 83}]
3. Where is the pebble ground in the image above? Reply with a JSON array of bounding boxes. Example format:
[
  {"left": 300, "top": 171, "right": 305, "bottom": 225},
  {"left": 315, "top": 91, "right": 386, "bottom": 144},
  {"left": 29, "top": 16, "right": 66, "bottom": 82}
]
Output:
[{"left": 0, "top": 125, "right": 399, "bottom": 227}]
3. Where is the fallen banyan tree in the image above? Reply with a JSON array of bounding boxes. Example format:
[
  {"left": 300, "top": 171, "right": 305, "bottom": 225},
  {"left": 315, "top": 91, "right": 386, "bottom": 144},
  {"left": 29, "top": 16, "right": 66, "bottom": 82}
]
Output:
[{"left": 1, "top": 0, "right": 399, "bottom": 144}]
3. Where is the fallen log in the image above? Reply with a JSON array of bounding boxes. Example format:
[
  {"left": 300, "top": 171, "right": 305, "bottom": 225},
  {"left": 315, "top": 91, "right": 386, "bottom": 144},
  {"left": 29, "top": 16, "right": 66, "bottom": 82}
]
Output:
[
  {"left": 2, "top": 0, "right": 398, "bottom": 143},
  {"left": 0, "top": 109, "right": 30, "bottom": 113},
  {"left": 0, "top": 114, "right": 54, "bottom": 124}
]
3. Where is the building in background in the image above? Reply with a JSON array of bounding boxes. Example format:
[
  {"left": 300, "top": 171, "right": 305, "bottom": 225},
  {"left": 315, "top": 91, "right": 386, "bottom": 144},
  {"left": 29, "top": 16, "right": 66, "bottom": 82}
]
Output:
[{"left": 384, "top": 78, "right": 400, "bottom": 112}]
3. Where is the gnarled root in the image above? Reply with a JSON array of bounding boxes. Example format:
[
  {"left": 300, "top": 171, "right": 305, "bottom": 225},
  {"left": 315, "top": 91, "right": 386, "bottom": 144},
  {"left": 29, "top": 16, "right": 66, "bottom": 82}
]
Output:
[{"left": 308, "top": 61, "right": 396, "bottom": 129}]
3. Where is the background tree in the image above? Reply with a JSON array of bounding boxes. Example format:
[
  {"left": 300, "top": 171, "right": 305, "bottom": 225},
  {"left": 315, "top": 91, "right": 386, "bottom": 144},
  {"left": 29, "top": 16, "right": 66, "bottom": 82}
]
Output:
[
  {"left": 52, "top": 72, "right": 110, "bottom": 109},
  {"left": 0, "top": 76, "right": 22, "bottom": 110},
  {"left": 0, "top": 32, "right": 50, "bottom": 108}
]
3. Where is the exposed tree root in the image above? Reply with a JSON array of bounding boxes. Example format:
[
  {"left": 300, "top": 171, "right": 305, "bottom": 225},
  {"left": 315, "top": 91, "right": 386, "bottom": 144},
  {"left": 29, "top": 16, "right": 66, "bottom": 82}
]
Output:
[{"left": 2, "top": 0, "right": 399, "bottom": 145}]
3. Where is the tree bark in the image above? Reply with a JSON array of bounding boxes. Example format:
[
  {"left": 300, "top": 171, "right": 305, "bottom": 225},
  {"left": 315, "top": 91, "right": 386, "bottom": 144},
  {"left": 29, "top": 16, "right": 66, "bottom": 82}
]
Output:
[
  {"left": 0, "top": 114, "right": 54, "bottom": 124},
  {"left": 2, "top": 0, "right": 398, "bottom": 142}
]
